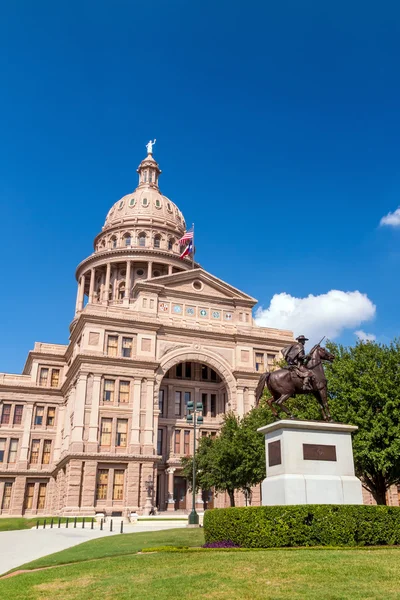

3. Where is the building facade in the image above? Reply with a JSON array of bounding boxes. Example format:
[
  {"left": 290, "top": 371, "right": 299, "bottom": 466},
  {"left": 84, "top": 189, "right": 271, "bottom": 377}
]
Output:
[{"left": 0, "top": 147, "right": 398, "bottom": 516}]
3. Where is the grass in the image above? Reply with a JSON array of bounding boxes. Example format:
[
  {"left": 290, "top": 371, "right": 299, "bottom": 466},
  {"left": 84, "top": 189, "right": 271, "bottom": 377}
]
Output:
[
  {"left": 1, "top": 542, "right": 400, "bottom": 599},
  {"left": 0, "top": 517, "right": 88, "bottom": 532}
]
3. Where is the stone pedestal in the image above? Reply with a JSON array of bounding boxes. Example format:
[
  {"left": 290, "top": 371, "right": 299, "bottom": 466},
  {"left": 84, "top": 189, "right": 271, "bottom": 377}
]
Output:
[{"left": 257, "top": 420, "right": 363, "bottom": 505}]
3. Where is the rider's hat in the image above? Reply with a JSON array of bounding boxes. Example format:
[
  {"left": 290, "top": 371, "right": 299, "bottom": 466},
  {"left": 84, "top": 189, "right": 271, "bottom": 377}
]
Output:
[{"left": 296, "top": 335, "right": 309, "bottom": 342}]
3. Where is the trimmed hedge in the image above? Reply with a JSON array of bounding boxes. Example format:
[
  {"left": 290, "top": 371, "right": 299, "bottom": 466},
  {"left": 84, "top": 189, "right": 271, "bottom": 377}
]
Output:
[{"left": 203, "top": 505, "right": 400, "bottom": 547}]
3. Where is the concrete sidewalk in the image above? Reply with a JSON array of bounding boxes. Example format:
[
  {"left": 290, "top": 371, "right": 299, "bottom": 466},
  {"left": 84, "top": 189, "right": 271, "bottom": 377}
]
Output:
[{"left": 0, "top": 521, "right": 186, "bottom": 575}]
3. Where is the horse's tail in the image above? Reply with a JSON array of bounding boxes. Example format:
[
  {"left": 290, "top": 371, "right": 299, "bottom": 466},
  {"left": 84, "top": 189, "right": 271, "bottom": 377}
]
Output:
[{"left": 255, "top": 371, "right": 270, "bottom": 405}]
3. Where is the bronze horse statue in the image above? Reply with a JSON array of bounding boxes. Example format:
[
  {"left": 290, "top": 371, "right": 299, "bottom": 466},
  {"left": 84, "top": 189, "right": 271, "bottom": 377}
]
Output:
[{"left": 256, "top": 344, "right": 335, "bottom": 421}]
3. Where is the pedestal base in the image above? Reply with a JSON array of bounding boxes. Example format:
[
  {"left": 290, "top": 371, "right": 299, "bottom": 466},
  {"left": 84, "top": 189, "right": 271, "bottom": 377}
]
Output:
[{"left": 258, "top": 420, "right": 363, "bottom": 506}]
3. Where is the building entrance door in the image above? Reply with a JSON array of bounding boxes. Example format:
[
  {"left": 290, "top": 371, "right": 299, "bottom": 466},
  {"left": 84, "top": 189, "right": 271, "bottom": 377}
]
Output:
[
  {"left": 174, "top": 476, "right": 187, "bottom": 510},
  {"left": 202, "top": 488, "right": 214, "bottom": 510}
]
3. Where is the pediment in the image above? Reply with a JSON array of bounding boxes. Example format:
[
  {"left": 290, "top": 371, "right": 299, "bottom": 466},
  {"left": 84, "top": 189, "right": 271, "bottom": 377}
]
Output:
[{"left": 146, "top": 268, "right": 257, "bottom": 305}]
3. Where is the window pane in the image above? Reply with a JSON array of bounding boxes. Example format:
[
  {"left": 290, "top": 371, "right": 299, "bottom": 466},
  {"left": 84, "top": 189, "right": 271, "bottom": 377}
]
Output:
[
  {"left": 8, "top": 439, "right": 18, "bottom": 463},
  {"left": 174, "top": 392, "right": 181, "bottom": 417},
  {"left": 119, "top": 381, "right": 130, "bottom": 403},
  {"left": 39, "top": 368, "right": 49, "bottom": 386},
  {"left": 176, "top": 364, "right": 182, "bottom": 378},
  {"left": 113, "top": 470, "right": 124, "bottom": 500},
  {"left": 157, "top": 428, "right": 163, "bottom": 455},
  {"left": 116, "top": 419, "right": 128, "bottom": 447},
  {"left": 122, "top": 337, "right": 132, "bottom": 358},
  {"left": 100, "top": 418, "right": 112, "bottom": 445},
  {"left": 202, "top": 393, "right": 208, "bottom": 417},
  {"left": 174, "top": 429, "right": 181, "bottom": 454},
  {"left": 2, "top": 482, "right": 12, "bottom": 510},
  {"left": 24, "top": 483, "right": 35, "bottom": 509},
  {"left": 255, "top": 353, "right": 264, "bottom": 372},
  {"left": 42, "top": 440, "right": 52, "bottom": 464},
  {"left": 13, "top": 405, "right": 23, "bottom": 425},
  {"left": 30, "top": 440, "right": 40, "bottom": 464},
  {"left": 201, "top": 365, "right": 208, "bottom": 380},
  {"left": 184, "top": 392, "right": 191, "bottom": 416},
  {"left": 107, "top": 336, "right": 118, "bottom": 357},
  {"left": 211, "top": 394, "right": 217, "bottom": 418},
  {"left": 37, "top": 483, "right": 47, "bottom": 509},
  {"left": 185, "top": 363, "right": 192, "bottom": 378},
  {"left": 184, "top": 430, "right": 190, "bottom": 455},
  {"left": 34, "top": 407, "right": 44, "bottom": 426},
  {"left": 96, "top": 469, "right": 108, "bottom": 500},
  {"left": 50, "top": 369, "right": 60, "bottom": 387},
  {"left": 103, "top": 380, "right": 115, "bottom": 402},
  {"left": 158, "top": 390, "right": 164, "bottom": 415},
  {"left": 0, "top": 438, "right": 6, "bottom": 462},
  {"left": 210, "top": 369, "right": 217, "bottom": 381},
  {"left": 46, "top": 407, "right": 56, "bottom": 426},
  {"left": 1, "top": 404, "right": 11, "bottom": 425}
]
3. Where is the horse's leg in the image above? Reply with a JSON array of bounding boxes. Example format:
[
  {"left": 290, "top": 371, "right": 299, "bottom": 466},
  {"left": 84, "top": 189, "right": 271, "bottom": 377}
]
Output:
[
  {"left": 316, "top": 388, "right": 332, "bottom": 421},
  {"left": 275, "top": 394, "right": 295, "bottom": 419},
  {"left": 313, "top": 390, "right": 327, "bottom": 421}
]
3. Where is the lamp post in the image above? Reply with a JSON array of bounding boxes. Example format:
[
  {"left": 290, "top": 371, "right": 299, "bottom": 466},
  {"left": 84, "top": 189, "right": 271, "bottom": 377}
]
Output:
[{"left": 186, "top": 399, "right": 203, "bottom": 525}]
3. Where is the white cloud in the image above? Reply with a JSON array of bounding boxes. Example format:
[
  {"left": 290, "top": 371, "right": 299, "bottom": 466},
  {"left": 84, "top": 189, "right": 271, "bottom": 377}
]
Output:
[
  {"left": 254, "top": 290, "right": 376, "bottom": 343},
  {"left": 380, "top": 207, "right": 400, "bottom": 227},
  {"left": 354, "top": 330, "right": 376, "bottom": 342}
]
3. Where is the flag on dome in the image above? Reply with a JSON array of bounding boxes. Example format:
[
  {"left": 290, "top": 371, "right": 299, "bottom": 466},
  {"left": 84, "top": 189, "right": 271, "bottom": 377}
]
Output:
[
  {"left": 179, "top": 241, "right": 193, "bottom": 260},
  {"left": 178, "top": 226, "right": 194, "bottom": 245}
]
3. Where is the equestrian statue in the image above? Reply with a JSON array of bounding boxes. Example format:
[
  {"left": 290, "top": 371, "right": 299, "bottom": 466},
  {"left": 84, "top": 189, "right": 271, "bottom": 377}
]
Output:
[{"left": 256, "top": 335, "right": 335, "bottom": 421}]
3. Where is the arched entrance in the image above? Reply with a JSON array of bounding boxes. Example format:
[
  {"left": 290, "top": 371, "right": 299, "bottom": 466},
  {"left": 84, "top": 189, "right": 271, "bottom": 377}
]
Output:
[{"left": 154, "top": 351, "right": 236, "bottom": 512}]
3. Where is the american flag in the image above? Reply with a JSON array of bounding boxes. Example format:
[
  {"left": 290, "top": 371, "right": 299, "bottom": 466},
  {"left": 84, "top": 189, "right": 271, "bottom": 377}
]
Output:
[{"left": 178, "top": 227, "right": 194, "bottom": 245}]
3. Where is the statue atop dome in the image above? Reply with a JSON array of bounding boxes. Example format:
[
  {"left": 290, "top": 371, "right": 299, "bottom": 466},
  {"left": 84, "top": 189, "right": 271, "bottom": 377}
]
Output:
[{"left": 146, "top": 139, "right": 156, "bottom": 155}]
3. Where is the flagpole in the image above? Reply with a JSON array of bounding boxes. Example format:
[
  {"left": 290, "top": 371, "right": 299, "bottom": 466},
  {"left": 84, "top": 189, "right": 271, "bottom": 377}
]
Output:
[{"left": 191, "top": 223, "right": 195, "bottom": 269}]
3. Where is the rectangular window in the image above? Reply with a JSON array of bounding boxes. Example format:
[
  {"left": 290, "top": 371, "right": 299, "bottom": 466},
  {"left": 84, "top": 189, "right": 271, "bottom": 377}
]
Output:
[
  {"left": 119, "top": 381, "right": 130, "bottom": 404},
  {"left": 0, "top": 439, "right": 5, "bottom": 462},
  {"left": 100, "top": 418, "right": 112, "bottom": 446},
  {"left": 1, "top": 404, "right": 11, "bottom": 425},
  {"left": 211, "top": 431, "right": 217, "bottom": 439},
  {"left": 113, "top": 470, "right": 124, "bottom": 500},
  {"left": 184, "top": 391, "right": 191, "bottom": 416},
  {"left": 157, "top": 428, "right": 163, "bottom": 455},
  {"left": 211, "top": 394, "right": 217, "bottom": 418},
  {"left": 174, "top": 391, "right": 181, "bottom": 417},
  {"left": 175, "top": 363, "right": 183, "bottom": 378},
  {"left": 13, "top": 405, "right": 23, "bottom": 425},
  {"left": 122, "top": 337, "right": 133, "bottom": 358},
  {"left": 158, "top": 389, "right": 164, "bottom": 415},
  {"left": 107, "top": 335, "right": 118, "bottom": 357},
  {"left": 24, "top": 482, "right": 35, "bottom": 510},
  {"left": 255, "top": 352, "right": 264, "bottom": 372},
  {"left": 37, "top": 483, "right": 47, "bottom": 509},
  {"left": 174, "top": 429, "right": 181, "bottom": 454},
  {"left": 42, "top": 440, "right": 52, "bottom": 464},
  {"left": 8, "top": 439, "right": 18, "bottom": 463},
  {"left": 202, "top": 393, "right": 208, "bottom": 417},
  {"left": 96, "top": 469, "right": 109, "bottom": 500},
  {"left": 201, "top": 365, "right": 208, "bottom": 380},
  {"left": 2, "top": 482, "right": 12, "bottom": 510},
  {"left": 210, "top": 369, "right": 217, "bottom": 382},
  {"left": 50, "top": 369, "right": 60, "bottom": 388},
  {"left": 39, "top": 368, "right": 49, "bottom": 386},
  {"left": 46, "top": 407, "right": 56, "bottom": 426},
  {"left": 30, "top": 440, "right": 40, "bottom": 464},
  {"left": 34, "top": 406, "right": 44, "bottom": 426},
  {"left": 184, "top": 430, "right": 190, "bottom": 455},
  {"left": 103, "top": 379, "right": 115, "bottom": 402},
  {"left": 116, "top": 419, "right": 128, "bottom": 447},
  {"left": 185, "top": 362, "right": 192, "bottom": 378}
]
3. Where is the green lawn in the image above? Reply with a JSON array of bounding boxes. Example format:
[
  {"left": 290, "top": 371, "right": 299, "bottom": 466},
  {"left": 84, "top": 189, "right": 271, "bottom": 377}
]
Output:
[
  {"left": 0, "top": 517, "right": 88, "bottom": 532},
  {"left": 1, "top": 528, "right": 400, "bottom": 599}
]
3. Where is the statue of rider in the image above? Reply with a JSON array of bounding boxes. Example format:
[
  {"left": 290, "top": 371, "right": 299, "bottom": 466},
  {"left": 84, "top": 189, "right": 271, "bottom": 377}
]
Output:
[{"left": 281, "top": 335, "right": 315, "bottom": 391}]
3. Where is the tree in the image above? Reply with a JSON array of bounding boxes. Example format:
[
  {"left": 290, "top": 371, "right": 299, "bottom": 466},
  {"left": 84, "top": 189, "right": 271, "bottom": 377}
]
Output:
[{"left": 287, "top": 339, "right": 400, "bottom": 505}]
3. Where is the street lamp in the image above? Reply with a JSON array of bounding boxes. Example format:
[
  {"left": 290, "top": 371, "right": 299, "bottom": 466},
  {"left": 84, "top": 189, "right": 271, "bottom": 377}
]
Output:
[{"left": 186, "top": 399, "right": 203, "bottom": 525}]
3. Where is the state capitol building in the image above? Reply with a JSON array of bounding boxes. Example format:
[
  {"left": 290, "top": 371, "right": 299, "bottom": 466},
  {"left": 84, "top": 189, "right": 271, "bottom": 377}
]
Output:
[{"left": 0, "top": 146, "right": 396, "bottom": 516}]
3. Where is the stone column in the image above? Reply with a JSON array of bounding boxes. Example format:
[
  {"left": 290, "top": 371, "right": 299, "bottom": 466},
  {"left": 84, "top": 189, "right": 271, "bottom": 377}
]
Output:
[
  {"left": 247, "top": 388, "right": 256, "bottom": 410},
  {"left": 166, "top": 467, "right": 175, "bottom": 511},
  {"left": 124, "top": 260, "right": 131, "bottom": 306},
  {"left": 168, "top": 264, "right": 173, "bottom": 275},
  {"left": 130, "top": 379, "right": 141, "bottom": 452},
  {"left": 75, "top": 280, "right": 81, "bottom": 313},
  {"left": 143, "top": 379, "right": 154, "bottom": 451},
  {"left": 147, "top": 260, "right": 153, "bottom": 279},
  {"left": 88, "top": 375, "right": 101, "bottom": 450},
  {"left": 18, "top": 405, "right": 34, "bottom": 468},
  {"left": 53, "top": 406, "right": 65, "bottom": 462},
  {"left": 236, "top": 387, "right": 244, "bottom": 417},
  {"left": 88, "top": 268, "right": 95, "bottom": 304},
  {"left": 77, "top": 274, "right": 86, "bottom": 311},
  {"left": 70, "top": 373, "right": 88, "bottom": 452},
  {"left": 104, "top": 262, "right": 111, "bottom": 302}
]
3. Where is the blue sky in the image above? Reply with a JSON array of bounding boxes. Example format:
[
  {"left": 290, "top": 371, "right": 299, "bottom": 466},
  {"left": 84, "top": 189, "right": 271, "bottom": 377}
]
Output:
[{"left": 1, "top": 1, "right": 400, "bottom": 373}]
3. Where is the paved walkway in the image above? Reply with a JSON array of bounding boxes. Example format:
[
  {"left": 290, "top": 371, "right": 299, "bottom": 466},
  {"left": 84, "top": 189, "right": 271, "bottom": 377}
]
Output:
[{"left": 0, "top": 521, "right": 187, "bottom": 575}]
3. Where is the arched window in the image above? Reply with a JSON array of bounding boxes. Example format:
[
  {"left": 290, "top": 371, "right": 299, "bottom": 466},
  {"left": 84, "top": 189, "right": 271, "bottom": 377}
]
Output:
[
  {"left": 108, "top": 285, "right": 113, "bottom": 301},
  {"left": 118, "top": 282, "right": 126, "bottom": 300},
  {"left": 149, "top": 171, "right": 153, "bottom": 183},
  {"left": 154, "top": 235, "right": 161, "bottom": 249},
  {"left": 144, "top": 171, "right": 148, "bottom": 183},
  {"left": 123, "top": 233, "right": 131, "bottom": 247},
  {"left": 168, "top": 238, "right": 175, "bottom": 251},
  {"left": 138, "top": 233, "right": 146, "bottom": 247},
  {"left": 110, "top": 236, "right": 117, "bottom": 249}
]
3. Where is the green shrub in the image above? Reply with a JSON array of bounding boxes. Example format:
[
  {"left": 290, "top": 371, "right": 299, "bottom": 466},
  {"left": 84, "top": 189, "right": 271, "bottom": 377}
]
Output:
[{"left": 203, "top": 505, "right": 400, "bottom": 548}]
